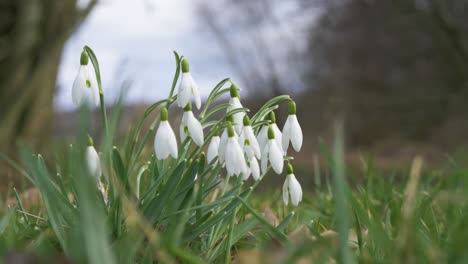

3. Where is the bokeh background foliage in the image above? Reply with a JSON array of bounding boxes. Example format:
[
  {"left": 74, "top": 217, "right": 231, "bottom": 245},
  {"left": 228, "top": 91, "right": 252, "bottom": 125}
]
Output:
[{"left": 2, "top": 0, "right": 468, "bottom": 263}]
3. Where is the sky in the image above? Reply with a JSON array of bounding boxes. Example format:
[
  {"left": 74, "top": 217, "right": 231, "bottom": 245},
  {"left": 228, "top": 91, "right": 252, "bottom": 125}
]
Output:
[{"left": 56, "top": 0, "right": 235, "bottom": 111}]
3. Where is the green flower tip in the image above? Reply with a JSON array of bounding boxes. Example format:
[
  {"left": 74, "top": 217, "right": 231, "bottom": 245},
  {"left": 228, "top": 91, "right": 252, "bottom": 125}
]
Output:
[
  {"left": 244, "top": 139, "right": 250, "bottom": 146},
  {"left": 87, "top": 134, "right": 94, "bottom": 146},
  {"left": 288, "top": 100, "right": 296, "bottom": 115},
  {"left": 268, "top": 111, "right": 276, "bottom": 123},
  {"left": 226, "top": 115, "right": 234, "bottom": 123},
  {"left": 181, "top": 59, "right": 190, "bottom": 73},
  {"left": 286, "top": 162, "right": 294, "bottom": 174},
  {"left": 199, "top": 152, "right": 206, "bottom": 164},
  {"left": 229, "top": 84, "right": 240, "bottom": 98},
  {"left": 243, "top": 115, "right": 251, "bottom": 126},
  {"left": 184, "top": 102, "right": 192, "bottom": 112},
  {"left": 227, "top": 124, "right": 235, "bottom": 138},
  {"left": 80, "top": 50, "right": 89, "bottom": 65},
  {"left": 160, "top": 107, "right": 169, "bottom": 121},
  {"left": 267, "top": 126, "right": 275, "bottom": 140}
]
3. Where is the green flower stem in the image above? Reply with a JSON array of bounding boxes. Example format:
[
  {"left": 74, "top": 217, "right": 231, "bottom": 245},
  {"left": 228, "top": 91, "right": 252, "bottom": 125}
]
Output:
[
  {"left": 84, "top": 46, "right": 109, "bottom": 137},
  {"left": 236, "top": 196, "right": 289, "bottom": 242},
  {"left": 225, "top": 176, "right": 243, "bottom": 264}
]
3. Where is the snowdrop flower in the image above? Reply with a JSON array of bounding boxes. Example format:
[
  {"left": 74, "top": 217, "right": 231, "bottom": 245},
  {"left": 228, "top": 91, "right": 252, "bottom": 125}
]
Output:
[
  {"left": 282, "top": 162, "right": 303, "bottom": 206},
  {"left": 180, "top": 103, "right": 204, "bottom": 146},
  {"left": 225, "top": 124, "right": 247, "bottom": 177},
  {"left": 154, "top": 107, "right": 178, "bottom": 160},
  {"left": 282, "top": 100, "right": 303, "bottom": 153},
  {"left": 177, "top": 59, "right": 201, "bottom": 109},
  {"left": 218, "top": 115, "right": 235, "bottom": 163},
  {"left": 257, "top": 111, "right": 283, "bottom": 154},
  {"left": 244, "top": 157, "right": 260, "bottom": 181},
  {"left": 227, "top": 84, "right": 245, "bottom": 134},
  {"left": 207, "top": 134, "right": 220, "bottom": 164},
  {"left": 85, "top": 135, "right": 101, "bottom": 178},
  {"left": 72, "top": 50, "right": 99, "bottom": 107},
  {"left": 261, "top": 126, "right": 284, "bottom": 174},
  {"left": 239, "top": 115, "right": 261, "bottom": 160}
]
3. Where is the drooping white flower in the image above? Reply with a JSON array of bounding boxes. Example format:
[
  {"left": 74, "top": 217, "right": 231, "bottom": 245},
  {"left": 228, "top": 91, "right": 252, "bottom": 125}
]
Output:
[
  {"left": 239, "top": 115, "right": 261, "bottom": 160},
  {"left": 207, "top": 135, "right": 220, "bottom": 164},
  {"left": 72, "top": 50, "right": 99, "bottom": 107},
  {"left": 218, "top": 116, "right": 235, "bottom": 164},
  {"left": 244, "top": 157, "right": 260, "bottom": 181},
  {"left": 227, "top": 84, "right": 245, "bottom": 134},
  {"left": 225, "top": 125, "right": 247, "bottom": 177},
  {"left": 282, "top": 163, "right": 302, "bottom": 206},
  {"left": 257, "top": 111, "right": 283, "bottom": 154},
  {"left": 180, "top": 103, "right": 204, "bottom": 146},
  {"left": 154, "top": 107, "right": 178, "bottom": 160},
  {"left": 177, "top": 59, "right": 201, "bottom": 109},
  {"left": 85, "top": 136, "right": 102, "bottom": 178},
  {"left": 261, "top": 126, "right": 284, "bottom": 174},
  {"left": 282, "top": 100, "right": 303, "bottom": 153}
]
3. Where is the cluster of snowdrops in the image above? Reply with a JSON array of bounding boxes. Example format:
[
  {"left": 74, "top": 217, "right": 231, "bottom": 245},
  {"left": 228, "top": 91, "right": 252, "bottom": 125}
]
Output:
[{"left": 72, "top": 49, "right": 303, "bottom": 206}]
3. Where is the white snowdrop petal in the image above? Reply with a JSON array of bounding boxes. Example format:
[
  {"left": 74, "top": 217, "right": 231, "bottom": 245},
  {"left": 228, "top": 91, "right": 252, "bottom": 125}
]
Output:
[
  {"left": 187, "top": 112, "right": 204, "bottom": 146},
  {"left": 290, "top": 115, "right": 303, "bottom": 152},
  {"left": 167, "top": 128, "right": 178, "bottom": 159},
  {"left": 261, "top": 144, "right": 269, "bottom": 174},
  {"left": 190, "top": 76, "right": 202, "bottom": 109},
  {"left": 85, "top": 65, "right": 100, "bottom": 107},
  {"left": 177, "top": 73, "right": 192, "bottom": 108},
  {"left": 272, "top": 124, "right": 284, "bottom": 154},
  {"left": 207, "top": 136, "right": 220, "bottom": 163},
  {"left": 268, "top": 140, "right": 284, "bottom": 174},
  {"left": 250, "top": 158, "right": 260, "bottom": 181},
  {"left": 257, "top": 126, "right": 268, "bottom": 151},
  {"left": 282, "top": 178, "right": 289, "bottom": 205},
  {"left": 86, "top": 146, "right": 101, "bottom": 178},
  {"left": 155, "top": 123, "right": 169, "bottom": 159},
  {"left": 289, "top": 174, "right": 303, "bottom": 206},
  {"left": 243, "top": 165, "right": 251, "bottom": 181},
  {"left": 72, "top": 67, "right": 85, "bottom": 106},
  {"left": 218, "top": 130, "right": 228, "bottom": 163},
  {"left": 228, "top": 97, "right": 244, "bottom": 134},
  {"left": 282, "top": 117, "right": 292, "bottom": 153},
  {"left": 245, "top": 127, "right": 261, "bottom": 159},
  {"left": 179, "top": 121, "right": 188, "bottom": 143},
  {"left": 225, "top": 138, "right": 238, "bottom": 177},
  {"left": 155, "top": 121, "right": 178, "bottom": 160}
]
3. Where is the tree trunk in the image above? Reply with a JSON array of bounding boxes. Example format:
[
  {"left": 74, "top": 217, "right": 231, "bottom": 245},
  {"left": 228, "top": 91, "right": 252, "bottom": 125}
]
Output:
[{"left": 0, "top": 0, "right": 95, "bottom": 182}]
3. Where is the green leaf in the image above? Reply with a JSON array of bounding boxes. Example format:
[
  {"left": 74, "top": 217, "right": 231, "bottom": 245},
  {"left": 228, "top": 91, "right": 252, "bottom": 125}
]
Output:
[{"left": 0, "top": 206, "right": 15, "bottom": 235}]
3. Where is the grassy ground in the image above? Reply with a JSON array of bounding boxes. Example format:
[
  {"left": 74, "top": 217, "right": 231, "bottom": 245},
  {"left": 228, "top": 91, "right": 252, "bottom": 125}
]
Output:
[{"left": 2, "top": 130, "right": 468, "bottom": 263}]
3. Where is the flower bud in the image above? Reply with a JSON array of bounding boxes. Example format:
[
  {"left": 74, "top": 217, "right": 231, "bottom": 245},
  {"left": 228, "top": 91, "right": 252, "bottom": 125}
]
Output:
[
  {"left": 80, "top": 50, "right": 89, "bottom": 65},
  {"left": 87, "top": 134, "right": 94, "bottom": 146},
  {"left": 181, "top": 59, "right": 190, "bottom": 73},
  {"left": 286, "top": 162, "right": 294, "bottom": 174},
  {"left": 226, "top": 114, "right": 234, "bottom": 123},
  {"left": 230, "top": 84, "right": 240, "bottom": 98},
  {"left": 288, "top": 100, "right": 296, "bottom": 115},
  {"left": 228, "top": 124, "right": 235, "bottom": 138},
  {"left": 268, "top": 111, "right": 276, "bottom": 123},
  {"left": 243, "top": 115, "right": 251, "bottom": 126},
  {"left": 267, "top": 126, "right": 275, "bottom": 140},
  {"left": 184, "top": 102, "right": 192, "bottom": 112},
  {"left": 160, "top": 107, "right": 169, "bottom": 121}
]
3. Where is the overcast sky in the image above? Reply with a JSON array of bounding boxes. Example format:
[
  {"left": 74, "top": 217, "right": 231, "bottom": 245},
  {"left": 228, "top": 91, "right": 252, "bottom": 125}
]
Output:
[
  {"left": 55, "top": 0, "right": 314, "bottom": 111},
  {"left": 55, "top": 0, "right": 236, "bottom": 111}
]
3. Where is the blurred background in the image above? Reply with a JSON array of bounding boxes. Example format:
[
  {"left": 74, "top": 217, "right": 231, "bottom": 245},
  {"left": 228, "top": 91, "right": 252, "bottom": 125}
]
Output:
[{"left": 1, "top": 0, "right": 468, "bottom": 184}]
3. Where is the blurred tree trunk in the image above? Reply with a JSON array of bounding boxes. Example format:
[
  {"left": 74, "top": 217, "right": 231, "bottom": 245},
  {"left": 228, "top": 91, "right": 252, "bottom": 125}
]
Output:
[{"left": 0, "top": 0, "right": 96, "bottom": 155}]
